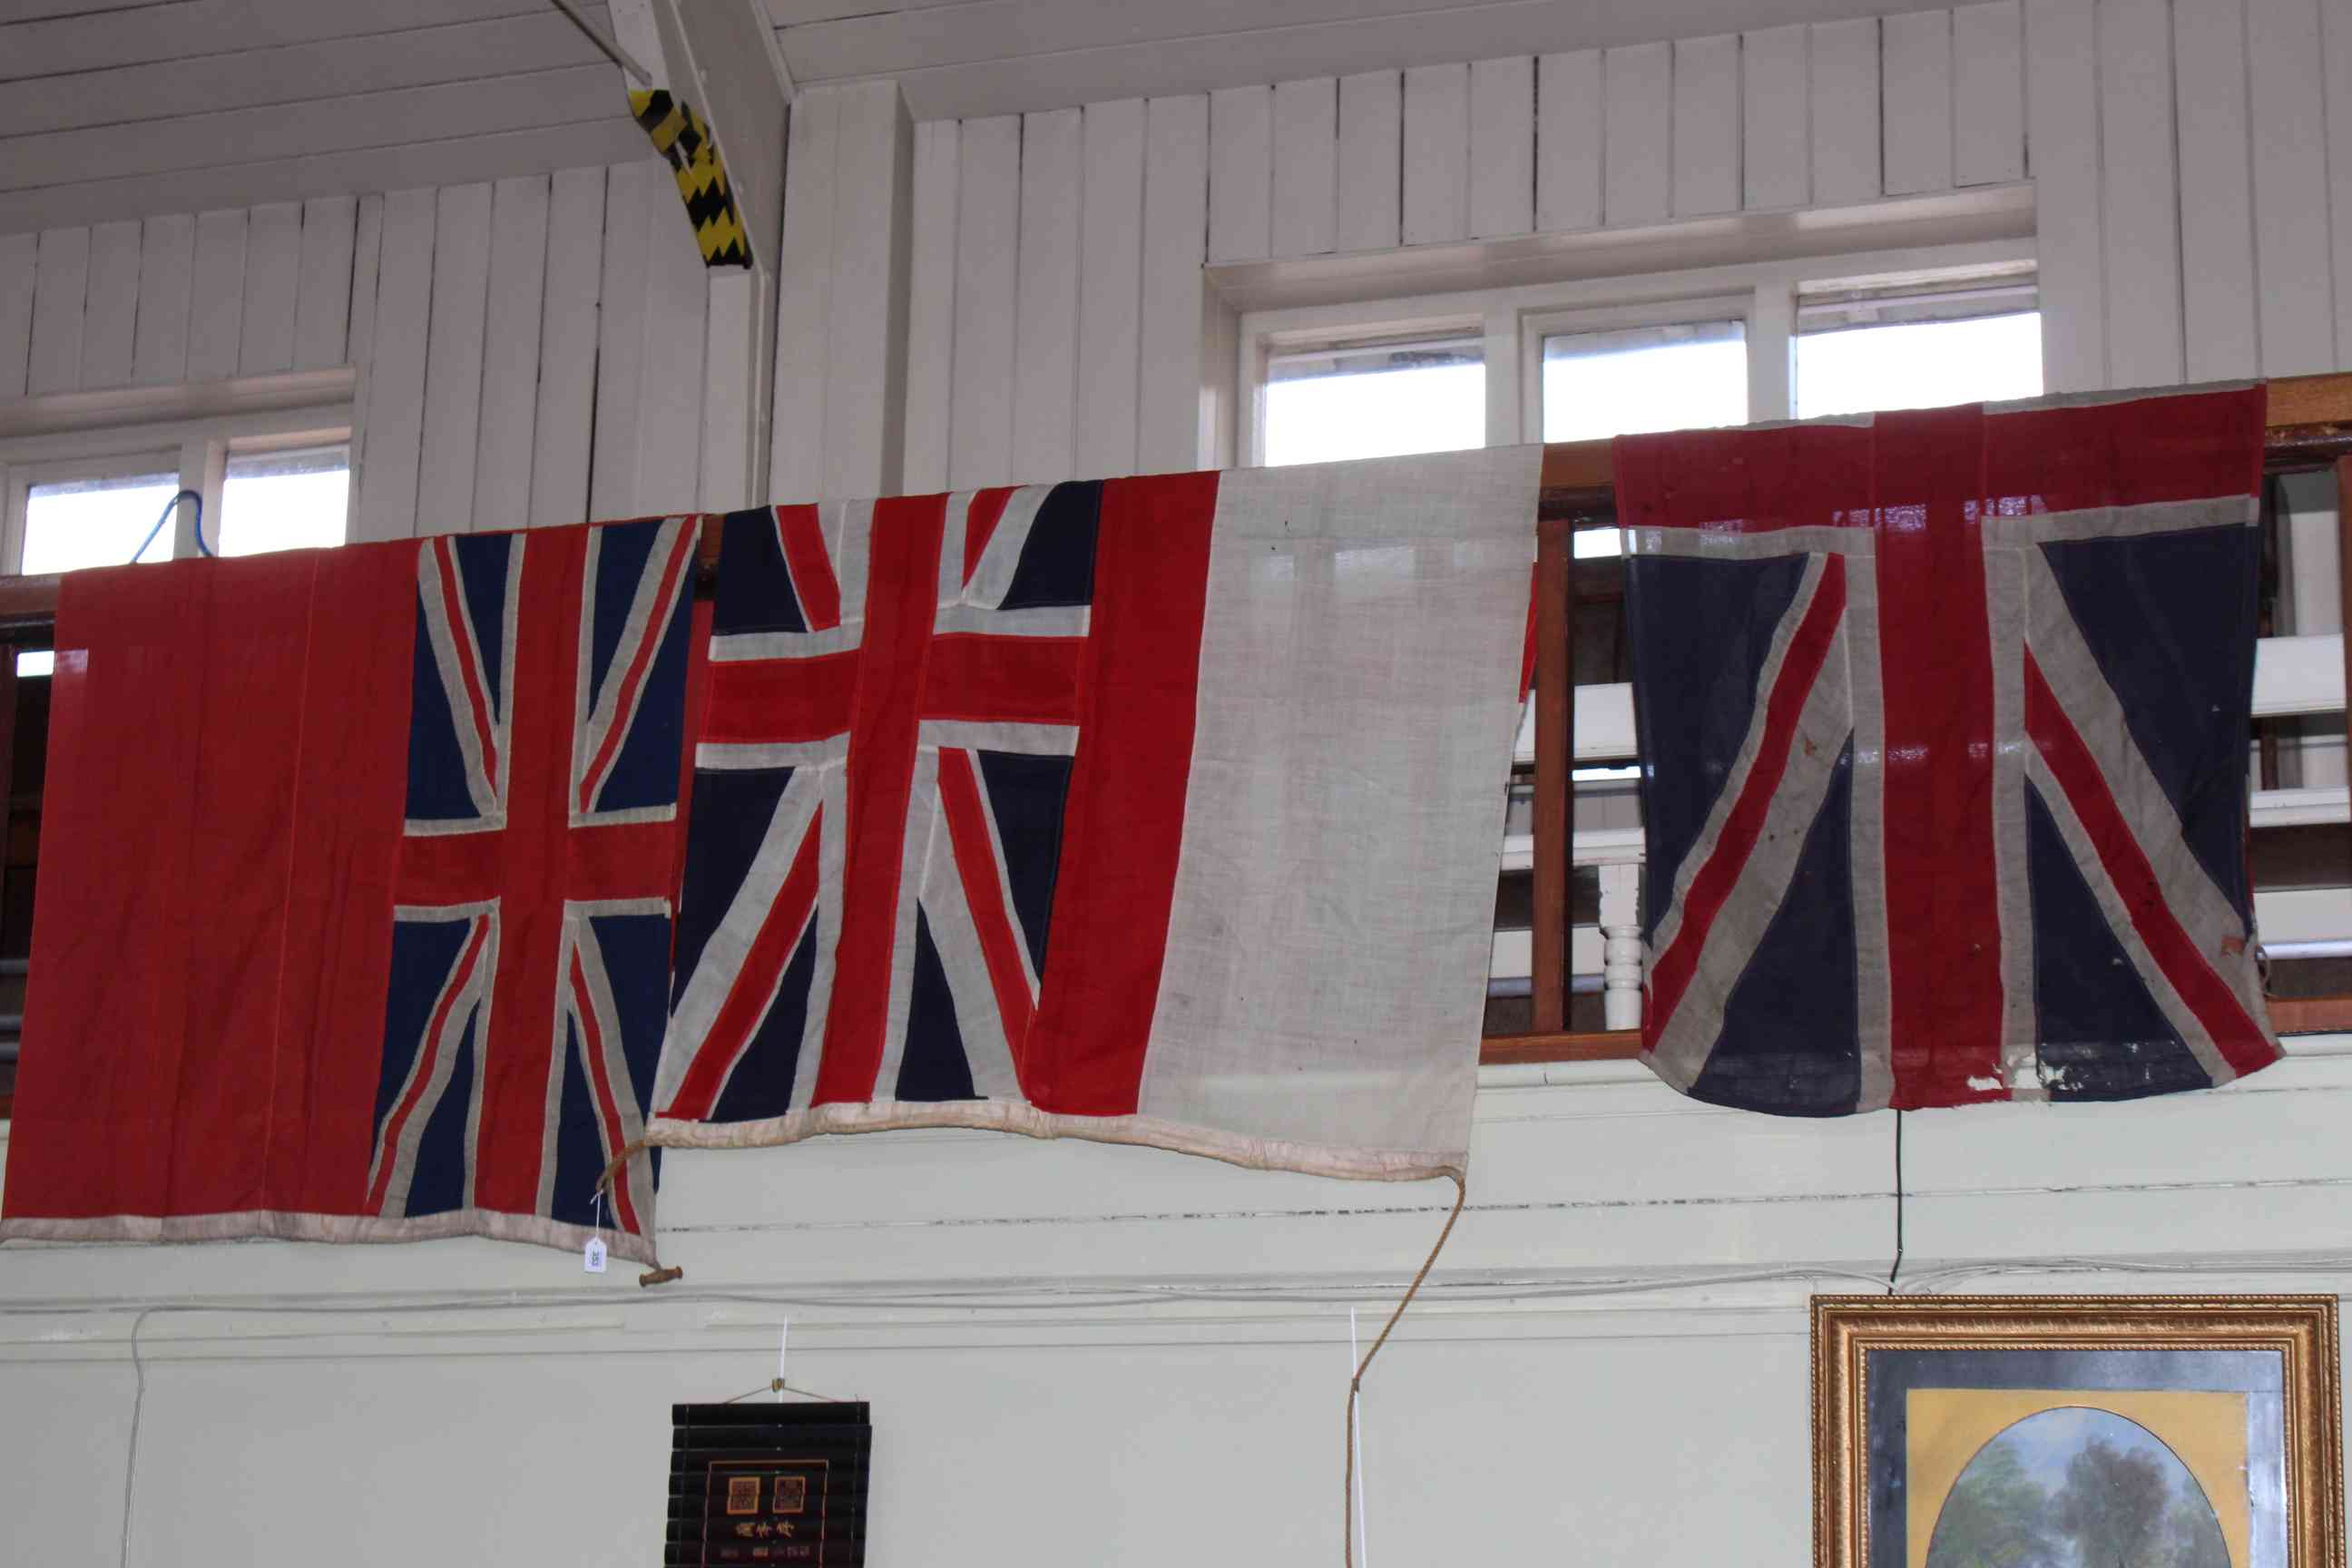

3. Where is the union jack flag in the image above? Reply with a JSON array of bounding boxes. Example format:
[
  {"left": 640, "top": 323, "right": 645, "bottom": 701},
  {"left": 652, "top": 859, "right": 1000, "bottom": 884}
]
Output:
[
  {"left": 1618, "top": 386, "right": 2279, "bottom": 1114},
  {"left": 652, "top": 486, "right": 1098, "bottom": 1124},
  {"left": 368, "top": 516, "right": 697, "bottom": 1256}
]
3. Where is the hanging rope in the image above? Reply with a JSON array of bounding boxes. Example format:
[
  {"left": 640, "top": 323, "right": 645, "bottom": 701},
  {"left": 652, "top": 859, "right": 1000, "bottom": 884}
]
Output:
[
  {"left": 1344, "top": 1173, "right": 1466, "bottom": 1568},
  {"left": 590, "top": 1138, "right": 677, "bottom": 1286}
]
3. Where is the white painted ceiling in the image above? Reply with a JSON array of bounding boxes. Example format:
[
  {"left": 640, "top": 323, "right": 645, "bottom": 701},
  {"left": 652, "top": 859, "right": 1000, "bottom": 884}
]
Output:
[
  {"left": 0, "top": 0, "right": 1957, "bottom": 232},
  {"left": 773, "top": 0, "right": 1961, "bottom": 121}
]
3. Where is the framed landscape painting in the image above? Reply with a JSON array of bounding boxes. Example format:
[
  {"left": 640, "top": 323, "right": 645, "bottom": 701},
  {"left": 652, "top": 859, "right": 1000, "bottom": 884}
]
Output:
[{"left": 1812, "top": 1296, "right": 2343, "bottom": 1568}]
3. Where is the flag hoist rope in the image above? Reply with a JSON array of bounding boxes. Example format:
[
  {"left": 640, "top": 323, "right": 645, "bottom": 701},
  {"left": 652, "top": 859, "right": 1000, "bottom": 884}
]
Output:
[{"left": 1346, "top": 1173, "right": 1466, "bottom": 1568}]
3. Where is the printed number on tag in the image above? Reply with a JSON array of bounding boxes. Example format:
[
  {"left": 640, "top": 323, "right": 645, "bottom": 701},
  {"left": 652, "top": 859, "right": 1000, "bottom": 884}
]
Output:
[{"left": 583, "top": 1237, "right": 608, "bottom": 1273}]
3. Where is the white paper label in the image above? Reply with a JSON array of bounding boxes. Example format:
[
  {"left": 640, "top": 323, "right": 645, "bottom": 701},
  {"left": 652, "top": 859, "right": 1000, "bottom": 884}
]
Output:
[{"left": 583, "top": 1237, "right": 608, "bottom": 1273}]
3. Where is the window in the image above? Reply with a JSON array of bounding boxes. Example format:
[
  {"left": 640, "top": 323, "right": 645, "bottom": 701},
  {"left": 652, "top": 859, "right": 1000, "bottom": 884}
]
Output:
[
  {"left": 1240, "top": 245, "right": 2041, "bottom": 469},
  {"left": 220, "top": 446, "right": 351, "bottom": 557},
  {"left": 1261, "top": 335, "right": 1485, "bottom": 466},
  {"left": 1794, "top": 280, "right": 2042, "bottom": 417},
  {"left": 1541, "top": 319, "right": 1748, "bottom": 442},
  {"left": 1, "top": 390, "right": 355, "bottom": 675},
  {"left": 20, "top": 459, "right": 181, "bottom": 576}
]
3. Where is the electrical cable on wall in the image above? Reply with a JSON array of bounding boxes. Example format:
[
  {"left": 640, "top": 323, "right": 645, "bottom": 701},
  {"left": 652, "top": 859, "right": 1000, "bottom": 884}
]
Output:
[
  {"left": 1886, "top": 1110, "right": 1906, "bottom": 1294},
  {"left": 130, "top": 489, "right": 208, "bottom": 565}
]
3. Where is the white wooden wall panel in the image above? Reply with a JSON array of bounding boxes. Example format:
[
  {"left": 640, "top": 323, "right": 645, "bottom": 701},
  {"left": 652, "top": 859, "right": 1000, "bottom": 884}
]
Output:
[
  {"left": 413, "top": 181, "right": 491, "bottom": 536},
  {"left": 291, "top": 195, "right": 356, "bottom": 371},
  {"left": 527, "top": 167, "right": 603, "bottom": 529},
  {"left": 2328, "top": 0, "right": 2352, "bottom": 368},
  {"left": 823, "top": 81, "right": 915, "bottom": 503},
  {"left": 2175, "top": 0, "right": 2260, "bottom": 380},
  {"left": 1208, "top": 85, "right": 1271, "bottom": 264},
  {"left": 635, "top": 195, "right": 710, "bottom": 513},
  {"left": 77, "top": 219, "right": 137, "bottom": 388},
  {"left": 903, "top": 118, "right": 958, "bottom": 495},
  {"left": 1671, "top": 34, "right": 1740, "bottom": 218},
  {"left": 238, "top": 200, "right": 299, "bottom": 376},
  {"left": 2095, "top": 0, "right": 2183, "bottom": 388},
  {"left": 1468, "top": 56, "right": 1534, "bottom": 240},
  {"left": 1809, "top": 19, "right": 1882, "bottom": 204},
  {"left": 130, "top": 212, "right": 191, "bottom": 387},
  {"left": 1334, "top": 71, "right": 1401, "bottom": 252},
  {"left": 1881, "top": 9, "right": 1954, "bottom": 195},
  {"left": 2024, "top": 0, "right": 2104, "bottom": 391},
  {"left": 589, "top": 162, "right": 653, "bottom": 522},
  {"left": 2248, "top": 0, "right": 2337, "bottom": 377},
  {"left": 1741, "top": 25, "right": 1808, "bottom": 211},
  {"left": 26, "top": 226, "right": 85, "bottom": 395},
  {"left": 1402, "top": 63, "right": 1470, "bottom": 246},
  {"left": 351, "top": 188, "right": 433, "bottom": 544},
  {"left": 1951, "top": 1, "right": 2024, "bottom": 185},
  {"left": 701, "top": 270, "right": 759, "bottom": 511},
  {"left": 1076, "top": 99, "right": 1145, "bottom": 480},
  {"left": 470, "top": 174, "right": 548, "bottom": 534},
  {"left": 1269, "top": 78, "right": 1337, "bottom": 258},
  {"left": 1013, "top": 107, "right": 1082, "bottom": 484},
  {"left": 184, "top": 207, "right": 245, "bottom": 383},
  {"left": 771, "top": 87, "right": 838, "bottom": 505},
  {"left": 1138, "top": 93, "right": 1207, "bottom": 475},
  {"left": 1602, "top": 44, "right": 1671, "bottom": 228},
  {"left": 948, "top": 113, "right": 1019, "bottom": 491},
  {"left": 344, "top": 194, "right": 382, "bottom": 472},
  {"left": 1537, "top": 50, "right": 1602, "bottom": 232},
  {"left": 0, "top": 233, "right": 30, "bottom": 398}
]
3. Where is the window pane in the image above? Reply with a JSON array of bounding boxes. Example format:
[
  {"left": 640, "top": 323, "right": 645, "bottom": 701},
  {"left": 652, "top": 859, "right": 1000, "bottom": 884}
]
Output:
[
  {"left": 1794, "top": 310, "right": 2043, "bottom": 418},
  {"left": 1263, "top": 338, "right": 1484, "bottom": 466},
  {"left": 1542, "top": 320, "right": 1747, "bottom": 442},
  {"left": 22, "top": 469, "right": 181, "bottom": 576},
  {"left": 219, "top": 446, "right": 350, "bottom": 557}
]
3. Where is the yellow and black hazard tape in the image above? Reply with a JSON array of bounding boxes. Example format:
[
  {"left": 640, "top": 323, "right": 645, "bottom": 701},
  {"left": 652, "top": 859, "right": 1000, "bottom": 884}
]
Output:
[{"left": 630, "top": 88, "right": 751, "bottom": 269}]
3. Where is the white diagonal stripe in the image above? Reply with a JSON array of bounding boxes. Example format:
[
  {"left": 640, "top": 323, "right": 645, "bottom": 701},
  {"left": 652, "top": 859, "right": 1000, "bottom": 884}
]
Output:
[
  {"left": 414, "top": 541, "right": 500, "bottom": 821},
  {"left": 874, "top": 749, "right": 940, "bottom": 1101},
  {"left": 2022, "top": 753, "right": 2244, "bottom": 1088},
  {"left": 2022, "top": 546, "right": 2265, "bottom": 1018},
  {"left": 1647, "top": 552, "right": 1831, "bottom": 965},
  {"left": 653, "top": 766, "right": 825, "bottom": 1111},
  {"left": 960, "top": 484, "right": 1052, "bottom": 609},
  {"left": 1645, "top": 642, "right": 1856, "bottom": 1092}
]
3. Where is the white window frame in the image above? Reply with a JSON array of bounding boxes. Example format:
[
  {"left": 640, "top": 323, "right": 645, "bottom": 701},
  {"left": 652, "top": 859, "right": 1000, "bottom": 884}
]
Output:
[
  {"left": 0, "top": 375, "right": 357, "bottom": 573},
  {"left": 1236, "top": 237, "right": 2038, "bottom": 465}
]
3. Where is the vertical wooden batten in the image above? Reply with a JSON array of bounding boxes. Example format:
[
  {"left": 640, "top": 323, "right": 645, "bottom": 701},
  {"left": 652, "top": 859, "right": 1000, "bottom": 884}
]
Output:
[
  {"left": 2339, "top": 456, "right": 2352, "bottom": 867},
  {"left": 1532, "top": 515, "right": 1572, "bottom": 1034}
]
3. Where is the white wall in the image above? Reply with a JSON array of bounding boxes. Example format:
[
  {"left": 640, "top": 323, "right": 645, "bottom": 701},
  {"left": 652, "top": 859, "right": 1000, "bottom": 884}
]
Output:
[
  {"left": 879, "top": 0, "right": 2352, "bottom": 495},
  {"left": 6, "top": 1044, "right": 2352, "bottom": 1566},
  {"left": 0, "top": 161, "right": 754, "bottom": 540}
]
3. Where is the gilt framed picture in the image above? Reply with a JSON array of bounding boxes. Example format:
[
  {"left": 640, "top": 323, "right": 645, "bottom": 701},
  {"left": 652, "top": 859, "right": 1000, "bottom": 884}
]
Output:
[{"left": 1812, "top": 1296, "right": 2343, "bottom": 1568}]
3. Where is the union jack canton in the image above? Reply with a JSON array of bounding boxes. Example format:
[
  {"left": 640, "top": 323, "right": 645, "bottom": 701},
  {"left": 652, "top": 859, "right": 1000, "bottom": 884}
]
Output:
[
  {"left": 652, "top": 486, "right": 1101, "bottom": 1131},
  {"left": 367, "top": 516, "right": 697, "bottom": 1260},
  {"left": 1617, "top": 386, "right": 2280, "bottom": 1115}
]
